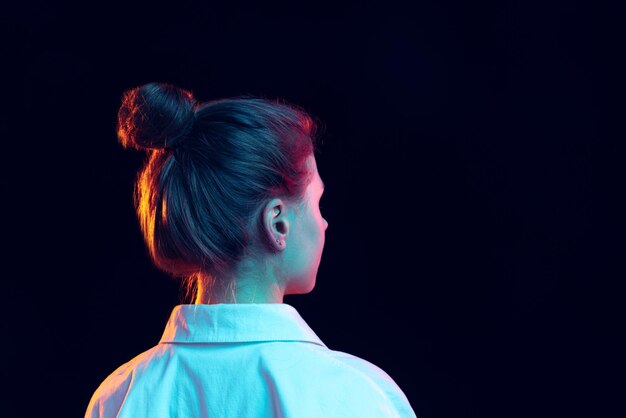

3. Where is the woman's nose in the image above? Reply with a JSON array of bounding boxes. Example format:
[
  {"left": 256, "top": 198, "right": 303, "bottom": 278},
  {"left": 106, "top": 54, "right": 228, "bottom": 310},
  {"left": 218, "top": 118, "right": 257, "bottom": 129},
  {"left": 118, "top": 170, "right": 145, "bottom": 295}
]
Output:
[{"left": 323, "top": 218, "right": 329, "bottom": 230}]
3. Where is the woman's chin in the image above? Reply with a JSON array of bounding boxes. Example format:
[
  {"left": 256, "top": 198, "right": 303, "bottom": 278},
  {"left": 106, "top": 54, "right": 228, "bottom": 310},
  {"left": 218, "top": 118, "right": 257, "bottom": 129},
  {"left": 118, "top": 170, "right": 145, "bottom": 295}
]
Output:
[{"left": 285, "top": 276, "right": 317, "bottom": 295}]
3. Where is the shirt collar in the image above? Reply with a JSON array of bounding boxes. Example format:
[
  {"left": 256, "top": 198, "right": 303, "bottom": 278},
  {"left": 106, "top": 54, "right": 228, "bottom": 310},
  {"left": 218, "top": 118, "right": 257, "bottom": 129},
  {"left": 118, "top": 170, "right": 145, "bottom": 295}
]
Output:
[{"left": 159, "top": 303, "right": 327, "bottom": 348}]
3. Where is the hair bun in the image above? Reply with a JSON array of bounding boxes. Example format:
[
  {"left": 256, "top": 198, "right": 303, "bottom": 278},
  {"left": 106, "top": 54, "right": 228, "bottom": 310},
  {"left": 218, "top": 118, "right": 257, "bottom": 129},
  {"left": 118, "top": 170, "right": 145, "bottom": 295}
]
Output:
[{"left": 117, "top": 82, "right": 197, "bottom": 151}]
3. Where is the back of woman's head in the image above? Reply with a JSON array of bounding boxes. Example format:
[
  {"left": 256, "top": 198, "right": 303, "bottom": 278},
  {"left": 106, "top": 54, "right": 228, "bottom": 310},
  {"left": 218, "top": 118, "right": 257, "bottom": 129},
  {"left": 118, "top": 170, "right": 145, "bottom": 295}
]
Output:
[{"left": 117, "top": 82, "right": 318, "bottom": 281}]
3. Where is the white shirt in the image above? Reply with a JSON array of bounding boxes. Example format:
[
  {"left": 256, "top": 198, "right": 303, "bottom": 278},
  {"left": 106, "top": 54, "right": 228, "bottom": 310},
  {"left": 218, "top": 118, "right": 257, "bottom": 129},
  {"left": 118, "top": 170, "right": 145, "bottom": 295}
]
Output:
[{"left": 86, "top": 303, "right": 417, "bottom": 417}]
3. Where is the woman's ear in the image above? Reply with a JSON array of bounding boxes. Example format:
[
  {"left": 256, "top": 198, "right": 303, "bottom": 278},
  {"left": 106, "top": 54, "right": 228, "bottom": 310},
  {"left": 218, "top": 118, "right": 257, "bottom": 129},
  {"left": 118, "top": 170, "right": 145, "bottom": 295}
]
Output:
[{"left": 262, "top": 198, "right": 289, "bottom": 251}]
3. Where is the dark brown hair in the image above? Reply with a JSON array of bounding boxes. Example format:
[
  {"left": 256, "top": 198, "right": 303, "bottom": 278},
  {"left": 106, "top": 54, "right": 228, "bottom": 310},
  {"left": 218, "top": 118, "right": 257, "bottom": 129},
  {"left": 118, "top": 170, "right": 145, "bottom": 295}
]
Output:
[{"left": 117, "top": 82, "right": 319, "bottom": 289}]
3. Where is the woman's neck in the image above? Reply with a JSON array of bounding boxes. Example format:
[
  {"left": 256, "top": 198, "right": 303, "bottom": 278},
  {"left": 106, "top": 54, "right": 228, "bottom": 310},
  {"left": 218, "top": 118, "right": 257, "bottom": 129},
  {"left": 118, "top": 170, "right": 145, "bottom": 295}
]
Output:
[{"left": 194, "top": 271, "right": 285, "bottom": 304}]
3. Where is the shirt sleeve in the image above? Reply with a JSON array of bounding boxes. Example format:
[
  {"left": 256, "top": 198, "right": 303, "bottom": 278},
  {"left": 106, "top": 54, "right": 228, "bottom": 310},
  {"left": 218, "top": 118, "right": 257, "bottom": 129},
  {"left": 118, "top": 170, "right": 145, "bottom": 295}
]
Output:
[
  {"left": 85, "top": 362, "right": 134, "bottom": 418},
  {"left": 328, "top": 350, "right": 418, "bottom": 418}
]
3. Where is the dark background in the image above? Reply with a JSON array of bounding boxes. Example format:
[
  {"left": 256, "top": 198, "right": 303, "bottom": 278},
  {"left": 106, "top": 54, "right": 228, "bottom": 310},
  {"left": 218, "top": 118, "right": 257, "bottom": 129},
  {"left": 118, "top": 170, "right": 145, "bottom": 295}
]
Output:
[{"left": 3, "top": 1, "right": 625, "bottom": 417}]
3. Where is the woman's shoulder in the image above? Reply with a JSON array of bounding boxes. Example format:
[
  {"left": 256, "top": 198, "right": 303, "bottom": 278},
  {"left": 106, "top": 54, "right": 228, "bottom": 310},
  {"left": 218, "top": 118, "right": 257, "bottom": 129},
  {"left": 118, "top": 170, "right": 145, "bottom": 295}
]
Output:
[
  {"left": 323, "top": 348, "right": 403, "bottom": 389},
  {"left": 85, "top": 345, "right": 164, "bottom": 417},
  {"left": 316, "top": 347, "right": 416, "bottom": 417},
  {"left": 256, "top": 341, "right": 417, "bottom": 417}
]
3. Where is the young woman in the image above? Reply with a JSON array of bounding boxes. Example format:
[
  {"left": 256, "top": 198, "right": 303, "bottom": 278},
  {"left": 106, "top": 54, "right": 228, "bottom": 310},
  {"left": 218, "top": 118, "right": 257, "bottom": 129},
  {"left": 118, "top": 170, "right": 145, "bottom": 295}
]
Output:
[{"left": 85, "top": 82, "right": 417, "bottom": 417}]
